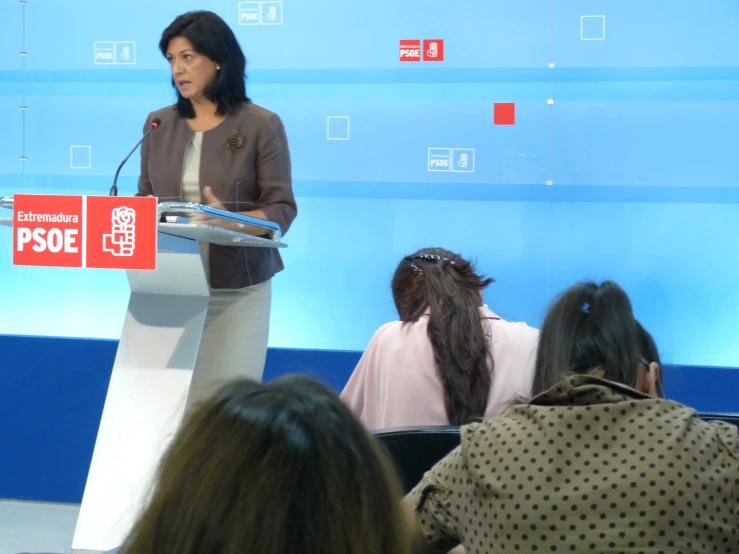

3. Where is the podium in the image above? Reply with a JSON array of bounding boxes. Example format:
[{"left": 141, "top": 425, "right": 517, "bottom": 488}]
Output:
[{"left": 0, "top": 197, "right": 286, "bottom": 554}]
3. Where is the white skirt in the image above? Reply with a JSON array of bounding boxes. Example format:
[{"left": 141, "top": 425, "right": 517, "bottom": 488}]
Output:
[{"left": 186, "top": 279, "right": 272, "bottom": 408}]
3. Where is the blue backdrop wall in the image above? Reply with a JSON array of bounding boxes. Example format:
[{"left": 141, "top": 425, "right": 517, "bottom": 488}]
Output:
[
  {"left": 1, "top": 0, "right": 739, "bottom": 502},
  {"left": 1, "top": 0, "right": 739, "bottom": 364}
]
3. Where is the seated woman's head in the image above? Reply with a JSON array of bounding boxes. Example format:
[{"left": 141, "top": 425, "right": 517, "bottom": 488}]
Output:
[
  {"left": 391, "top": 247, "right": 492, "bottom": 320},
  {"left": 532, "top": 281, "right": 663, "bottom": 397},
  {"left": 120, "top": 376, "right": 407, "bottom": 554},
  {"left": 391, "top": 247, "right": 494, "bottom": 425}
]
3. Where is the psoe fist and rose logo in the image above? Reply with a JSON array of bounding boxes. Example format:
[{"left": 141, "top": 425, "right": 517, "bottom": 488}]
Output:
[
  {"left": 13, "top": 195, "right": 157, "bottom": 270},
  {"left": 103, "top": 207, "right": 137, "bottom": 257}
]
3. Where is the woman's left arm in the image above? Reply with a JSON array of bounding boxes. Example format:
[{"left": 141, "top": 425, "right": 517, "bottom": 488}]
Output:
[
  {"left": 202, "top": 113, "right": 297, "bottom": 237},
  {"left": 250, "top": 112, "right": 297, "bottom": 235}
]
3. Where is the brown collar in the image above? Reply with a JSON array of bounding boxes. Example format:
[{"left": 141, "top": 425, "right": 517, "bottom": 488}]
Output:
[{"left": 530, "top": 375, "right": 653, "bottom": 407}]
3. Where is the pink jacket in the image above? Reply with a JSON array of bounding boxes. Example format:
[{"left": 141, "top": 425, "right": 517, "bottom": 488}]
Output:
[{"left": 341, "top": 306, "right": 539, "bottom": 430}]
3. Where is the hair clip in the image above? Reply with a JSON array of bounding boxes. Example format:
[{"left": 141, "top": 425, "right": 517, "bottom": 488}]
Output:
[
  {"left": 405, "top": 253, "right": 457, "bottom": 275},
  {"left": 404, "top": 255, "right": 423, "bottom": 275},
  {"left": 420, "top": 253, "right": 456, "bottom": 265},
  {"left": 419, "top": 254, "right": 440, "bottom": 263},
  {"left": 581, "top": 302, "right": 591, "bottom": 314}
]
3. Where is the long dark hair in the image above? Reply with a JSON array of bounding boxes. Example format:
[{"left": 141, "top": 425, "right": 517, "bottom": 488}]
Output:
[
  {"left": 392, "top": 248, "right": 494, "bottom": 425},
  {"left": 159, "top": 10, "right": 250, "bottom": 118},
  {"left": 531, "top": 280, "right": 655, "bottom": 396},
  {"left": 119, "top": 376, "right": 407, "bottom": 554}
]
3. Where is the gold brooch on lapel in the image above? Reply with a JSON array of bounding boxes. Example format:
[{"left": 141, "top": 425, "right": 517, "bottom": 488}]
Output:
[{"left": 224, "top": 131, "right": 244, "bottom": 153}]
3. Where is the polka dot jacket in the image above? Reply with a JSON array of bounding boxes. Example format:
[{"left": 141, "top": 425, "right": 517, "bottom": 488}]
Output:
[{"left": 411, "top": 375, "right": 739, "bottom": 554}]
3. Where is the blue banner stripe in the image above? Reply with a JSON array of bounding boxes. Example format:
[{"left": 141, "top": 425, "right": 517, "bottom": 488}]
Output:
[
  {"left": 2, "top": 67, "right": 739, "bottom": 84},
  {"left": 3, "top": 176, "right": 738, "bottom": 204},
  {"left": 2, "top": 68, "right": 739, "bottom": 100}
]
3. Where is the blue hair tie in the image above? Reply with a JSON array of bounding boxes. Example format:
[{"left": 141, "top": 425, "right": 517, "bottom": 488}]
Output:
[{"left": 581, "top": 302, "right": 591, "bottom": 314}]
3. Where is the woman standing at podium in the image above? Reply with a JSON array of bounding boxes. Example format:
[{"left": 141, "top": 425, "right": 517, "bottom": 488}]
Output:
[{"left": 136, "top": 10, "right": 297, "bottom": 404}]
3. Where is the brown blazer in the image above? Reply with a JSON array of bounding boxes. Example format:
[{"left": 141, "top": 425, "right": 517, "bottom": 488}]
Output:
[{"left": 136, "top": 102, "right": 297, "bottom": 289}]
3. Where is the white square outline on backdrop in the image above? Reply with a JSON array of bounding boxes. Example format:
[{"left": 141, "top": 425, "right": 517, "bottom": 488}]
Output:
[
  {"left": 580, "top": 15, "right": 606, "bottom": 40},
  {"left": 451, "top": 148, "right": 475, "bottom": 173},
  {"left": 427, "top": 147, "right": 452, "bottom": 172},
  {"left": 326, "top": 116, "right": 350, "bottom": 140},
  {"left": 70, "top": 146, "right": 92, "bottom": 169},
  {"left": 260, "top": 1, "right": 284, "bottom": 25},
  {"left": 238, "top": 2, "right": 262, "bottom": 25}
]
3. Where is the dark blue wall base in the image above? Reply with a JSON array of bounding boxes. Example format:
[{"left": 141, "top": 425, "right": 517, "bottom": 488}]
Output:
[
  {"left": 0, "top": 335, "right": 361, "bottom": 504},
  {"left": 0, "top": 334, "right": 737, "bottom": 504},
  {"left": 0, "top": 336, "right": 116, "bottom": 504}
]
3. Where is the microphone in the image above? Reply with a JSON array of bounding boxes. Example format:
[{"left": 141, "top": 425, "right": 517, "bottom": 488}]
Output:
[{"left": 109, "top": 117, "right": 161, "bottom": 196}]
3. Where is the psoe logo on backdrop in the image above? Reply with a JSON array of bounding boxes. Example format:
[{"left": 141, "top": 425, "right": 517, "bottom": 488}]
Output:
[
  {"left": 400, "top": 39, "right": 444, "bottom": 62},
  {"left": 428, "top": 148, "right": 475, "bottom": 173},
  {"left": 239, "top": 2, "right": 283, "bottom": 25},
  {"left": 423, "top": 39, "right": 444, "bottom": 62},
  {"left": 94, "top": 42, "right": 115, "bottom": 64},
  {"left": 428, "top": 148, "right": 451, "bottom": 171},
  {"left": 399, "top": 40, "right": 421, "bottom": 62},
  {"left": 94, "top": 42, "right": 136, "bottom": 65}
]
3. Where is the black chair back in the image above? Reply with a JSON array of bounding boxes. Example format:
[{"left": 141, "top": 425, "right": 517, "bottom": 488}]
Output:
[
  {"left": 374, "top": 426, "right": 461, "bottom": 494},
  {"left": 375, "top": 415, "right": 737, "bottom": 495},
  {"left": 699, "top": 413, "right": 739, "bottom": 427}
]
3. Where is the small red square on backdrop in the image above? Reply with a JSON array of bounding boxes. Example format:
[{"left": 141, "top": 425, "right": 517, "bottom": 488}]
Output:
[
  {"left": 13, "top": 194, "right": 84, "bottom": 267},
  {"left": 86, "top": 196, "right": 158, "bottom": 270},
  {"left": 494, "top": 102, "right": 516, "bottom": 125},
  {"left": 399, "top": 40, "right": 421, "bottom": 62},
  {"left": 423, "top": 39, "right": 444, "bottom": 62}
]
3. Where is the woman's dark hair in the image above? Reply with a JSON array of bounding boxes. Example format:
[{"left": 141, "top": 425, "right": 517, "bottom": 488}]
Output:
[
  {"left": 392, "top": 247, "right": 494, "bottom": 426},
  {"left": 119, "top": 376, "right": 407, "bottom": 554},
  {"left": 531, "top": 280, "right": 659, "bottom": 396},
  {"left": 159, "top": 10, "right": 250, "bottom": 118},
  {"left": 636, "top": 320, "right": 665, "bottom": 398}
]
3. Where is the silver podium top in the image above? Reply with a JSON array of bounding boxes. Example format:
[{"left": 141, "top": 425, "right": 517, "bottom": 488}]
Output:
[
  {"left": 0, "top": 197, "right": 11, "bottom": 228},
  {"left": 0, "top": 196, "right": 285, "bottom": 248}
]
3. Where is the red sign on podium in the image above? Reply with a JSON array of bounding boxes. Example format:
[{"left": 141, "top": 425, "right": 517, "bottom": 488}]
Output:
[
  {"left": 12, "top": 195, "right": 84, "bottom": 268},
  {"left": 13, "top": 194, "right": 158, "bottom": 270},
  {"left": 85, "top": 196, "right": 158, "bottom": 270}
]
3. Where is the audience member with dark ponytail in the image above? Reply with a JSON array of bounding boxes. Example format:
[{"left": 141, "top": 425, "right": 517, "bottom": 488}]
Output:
[
  {"left": 404, "top": 280, "right": 738, "bottom": 554},
  {"left": 529, "top": 281, "right": 665, "bottom": 397},
  {"left": 342, "top": 247, "right": 539, "bottom": 429}
]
